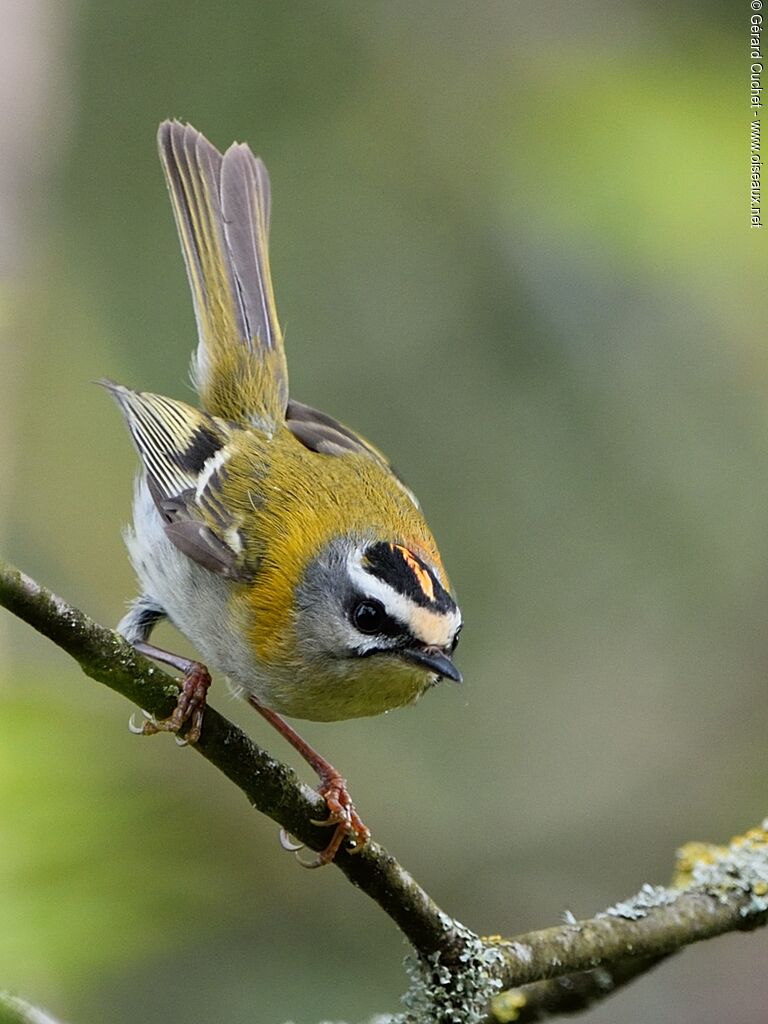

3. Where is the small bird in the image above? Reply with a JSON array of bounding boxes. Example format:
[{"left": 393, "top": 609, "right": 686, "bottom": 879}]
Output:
[{"left": 104, "top": 121, "right": 463, "bottom": 865}]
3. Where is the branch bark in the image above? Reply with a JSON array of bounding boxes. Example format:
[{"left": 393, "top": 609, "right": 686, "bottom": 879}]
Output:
[
  {"left": 2, "top": 556, "right": 768, "bottom": 1023},
  {"left": 483, "top": 954, "right": 670, "bottom": 1023},
  {"left": 491, "top": 880, "right": 768, "bottom": 993}
]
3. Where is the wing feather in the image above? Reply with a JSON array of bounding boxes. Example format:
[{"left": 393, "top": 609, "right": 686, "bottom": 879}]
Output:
[
  {"left": 286, "top": 399, "right": 420, "bottom": 507},
  {"left": 101, "top": 380, "right": 253, "bottom": 580}
]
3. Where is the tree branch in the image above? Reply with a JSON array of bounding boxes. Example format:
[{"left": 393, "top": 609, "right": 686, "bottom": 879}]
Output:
[
  {"left": 487, "top": 832, "right": 768, "bottom": 998},
  {"left": 0, "top": 559, "right": 463, "bottom": 961},
  {"left": 3, "top": 556, "right": 768, "bottom": 1023},
  {"left": 483, "top": 954, "right": 671, "bottom": 1023}
]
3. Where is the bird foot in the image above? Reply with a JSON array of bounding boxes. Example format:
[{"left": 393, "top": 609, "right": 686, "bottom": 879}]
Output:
[
  {"left": 247, "top": 697, "right": 371, "bottom": 868},
  {"left": 138, "top": 662, "right": 211, "bottom": 744},
  {"left": 300, "top": 769, "right": 370, "bottom": 868},
  {"left": 280, "top": 770, "right": 371, "bottom": 868}
]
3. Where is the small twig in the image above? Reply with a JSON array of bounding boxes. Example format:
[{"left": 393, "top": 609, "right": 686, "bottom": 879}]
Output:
[
  {"left": 484, "top": 835, "right": 768, "bottom": 1019},
  {"left": 484, "top": 955, "right": 670, "bottom": 1023},
  {"left": 489, "top": 877, "right": 768, "bottom": 992}
]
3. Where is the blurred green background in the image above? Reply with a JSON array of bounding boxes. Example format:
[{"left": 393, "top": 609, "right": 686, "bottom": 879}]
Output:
[{"left": 1, "top": 2, "right": 766, "bottom": 1022}]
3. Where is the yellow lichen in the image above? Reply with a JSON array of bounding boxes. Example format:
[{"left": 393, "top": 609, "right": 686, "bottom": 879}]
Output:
[
  {"left": 672, "top": 821, "right": 768, "bottom": 915},
  {"left": 673, "top": 841, "right": 726, "bottom": 887},
  {"left": 490, "top": 988, "right": 528, "bottom": 1023},
  {"left": 744, "top": 826, "right": 768, "bottom": 844}
]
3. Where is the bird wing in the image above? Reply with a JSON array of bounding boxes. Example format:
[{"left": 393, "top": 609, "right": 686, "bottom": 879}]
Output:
[
  {"left": 285, "top": 399, "right": 391, "bottom": 463},
  {"left": 286, "top": 399, "right": 420, "bottom": 507},
  {"left": 102, "top": 381, "right": 256, "bottom": 581}
]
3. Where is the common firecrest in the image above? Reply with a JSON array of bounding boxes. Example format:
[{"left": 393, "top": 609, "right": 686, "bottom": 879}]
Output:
[{"left": 103, "top": 121, "right": 463, "bottom": 865}]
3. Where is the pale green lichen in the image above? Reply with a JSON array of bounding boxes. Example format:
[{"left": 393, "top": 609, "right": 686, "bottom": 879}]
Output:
[
  {"left": 679, "top": 820, "right": 768, "bottom": 916},
  {"left": 282, "top": 932, "right": 505, "bottom": 1024},
  {"left": 602, "top": 882, "right": 680, "bottom": 921},
  {"left": 602, "top": 820, "right": 768, "bottom": 922},
  {"left": 395, "top": 925, "right": 505, "bottom": 1024}
]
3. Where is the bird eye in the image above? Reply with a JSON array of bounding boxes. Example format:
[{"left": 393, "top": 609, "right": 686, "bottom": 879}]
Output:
[{"left": 352, "top": 599, "right": 386, "bottom": 635}]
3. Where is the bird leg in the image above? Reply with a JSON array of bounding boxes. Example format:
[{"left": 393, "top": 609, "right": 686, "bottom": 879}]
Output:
[
  {"left": 126, "top": 630, "right": 367, "bottom": 865},
  {"left": 132, "top": 641, "right": 211, "bottom": 744},
  {"left": 247, "top": 696, "right": 371, "bottom": 867}
]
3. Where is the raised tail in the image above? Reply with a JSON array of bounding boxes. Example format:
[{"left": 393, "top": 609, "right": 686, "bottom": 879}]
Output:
[{"left": 157, "top": 120, "right": 288, "bottom": 427}]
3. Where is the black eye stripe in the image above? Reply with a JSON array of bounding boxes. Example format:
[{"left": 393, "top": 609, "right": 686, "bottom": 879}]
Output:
[
  {"left": 349, "top": 596, "right": 408, "bottom": 639},
  {"left": 377, "top": 614, "right": 408, "bottom": 639}
]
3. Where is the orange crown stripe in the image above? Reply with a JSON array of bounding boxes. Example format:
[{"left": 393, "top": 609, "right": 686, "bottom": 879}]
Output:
[{"left": 393, "top": 543, "right": 436, "bottom": 602}]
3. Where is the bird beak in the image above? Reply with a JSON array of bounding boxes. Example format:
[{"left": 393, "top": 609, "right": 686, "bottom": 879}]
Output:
[{"left": 403, "top": 646, "right": 463, "bottom": 683}]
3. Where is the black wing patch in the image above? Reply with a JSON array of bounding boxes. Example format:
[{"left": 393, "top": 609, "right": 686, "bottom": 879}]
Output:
[{"left": 102, "top": 381, "right": 253, "bottom": 581}]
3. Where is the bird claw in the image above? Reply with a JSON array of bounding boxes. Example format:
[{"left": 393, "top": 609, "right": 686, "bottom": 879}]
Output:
[
  {"left": 277, "top": 774, "right": 371, "bottom": 867},
  {"left": 128, "top": 664, "right": 210, "bottom": 744},
  {"left": 309, "top": 814, "right": 340, "bottom": 828},
  {"left": 311, "top": 772, "right": 371, "bottom": 866},
  {"left": 277, "top": 827, "right": 340, "bottom": 869},
  {"left": 279, "top": 829, "right": 304, "bottom": 852},
  {"left": 128, "top": 710, "right": 154, "bottom": 734},
  {"left": 295, "top": 849, "right": 332, "bottom": 870}
]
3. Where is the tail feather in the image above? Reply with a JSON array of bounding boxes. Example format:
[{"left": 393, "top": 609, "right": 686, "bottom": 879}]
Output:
[
  {"left": 157, "top": 120, "right": 288, "bottom": 426},
  {"left": 221, "top": 143, "right": 281, "bottom": 354}
]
